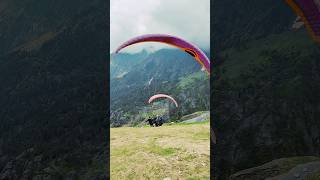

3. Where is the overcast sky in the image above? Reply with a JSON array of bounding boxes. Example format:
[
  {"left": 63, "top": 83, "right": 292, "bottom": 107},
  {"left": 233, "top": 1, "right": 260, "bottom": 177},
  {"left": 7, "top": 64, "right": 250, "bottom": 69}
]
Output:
[{"left": 110, "top": 0, "right": 210, "bottom": 53}]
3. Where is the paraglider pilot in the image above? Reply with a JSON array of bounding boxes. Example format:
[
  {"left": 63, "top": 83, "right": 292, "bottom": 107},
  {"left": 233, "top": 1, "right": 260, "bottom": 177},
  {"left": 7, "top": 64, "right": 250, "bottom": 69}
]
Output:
[{"left": 146, "top": 115, "right": 164, "bottom": 127}]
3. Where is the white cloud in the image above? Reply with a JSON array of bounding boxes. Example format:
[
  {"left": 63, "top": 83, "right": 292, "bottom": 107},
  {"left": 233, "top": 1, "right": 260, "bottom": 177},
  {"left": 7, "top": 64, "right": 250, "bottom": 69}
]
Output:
[{"left": 110, "top": 0, "right": 210, "bottom": 53}]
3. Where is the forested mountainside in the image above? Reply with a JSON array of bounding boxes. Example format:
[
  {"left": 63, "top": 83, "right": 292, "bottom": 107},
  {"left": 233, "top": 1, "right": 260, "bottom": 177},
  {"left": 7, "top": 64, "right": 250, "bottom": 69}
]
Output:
[
  {"left": 0, "top": 0, "right": 108, "bottom": 179},
  {"left": 110, "top": 49, "right": 210, "bottom": 127},
  {"left": 212, "top": 0, "right": 320, "bottom": 179}
]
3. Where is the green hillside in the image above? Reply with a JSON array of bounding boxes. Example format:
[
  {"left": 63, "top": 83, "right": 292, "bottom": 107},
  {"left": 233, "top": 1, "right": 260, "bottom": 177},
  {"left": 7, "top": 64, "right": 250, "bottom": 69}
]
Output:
[{"left": 110, "top": 49, "right": 210, "bottom": 127}]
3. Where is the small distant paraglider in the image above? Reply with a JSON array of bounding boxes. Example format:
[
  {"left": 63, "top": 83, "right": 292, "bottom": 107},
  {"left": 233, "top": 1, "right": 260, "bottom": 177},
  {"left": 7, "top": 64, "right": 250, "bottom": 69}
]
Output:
[
  {"left": 292, "top": 16, "right": 305, "bottom": 29},
  {"left": 285, "top": 0, "right": 320, "bottom": 42},
  {"left": 148, "top": 77, "right": 154, "bottom": 86}
]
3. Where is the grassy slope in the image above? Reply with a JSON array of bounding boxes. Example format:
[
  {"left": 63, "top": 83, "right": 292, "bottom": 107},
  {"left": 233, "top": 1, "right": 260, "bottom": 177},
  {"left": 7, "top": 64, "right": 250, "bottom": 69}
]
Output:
[{"left": 110, "top": 122, "right": 210, "bottom": 180}]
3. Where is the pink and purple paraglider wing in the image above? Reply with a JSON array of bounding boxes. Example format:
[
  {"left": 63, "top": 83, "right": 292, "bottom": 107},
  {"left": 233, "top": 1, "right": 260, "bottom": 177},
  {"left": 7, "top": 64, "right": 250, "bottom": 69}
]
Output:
[{"left": 115, "top": 34, "right": 210, "bottom": 74}]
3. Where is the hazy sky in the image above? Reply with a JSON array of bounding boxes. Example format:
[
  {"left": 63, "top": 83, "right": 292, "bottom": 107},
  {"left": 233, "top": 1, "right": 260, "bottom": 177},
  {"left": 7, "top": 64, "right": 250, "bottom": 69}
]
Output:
[{"left": 110, "top": 0, "right": 210, "bottom": 53}]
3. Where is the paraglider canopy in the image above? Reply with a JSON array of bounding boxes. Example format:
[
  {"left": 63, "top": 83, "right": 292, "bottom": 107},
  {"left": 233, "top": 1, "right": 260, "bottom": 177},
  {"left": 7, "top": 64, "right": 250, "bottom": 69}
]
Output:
[
  {"left": 148, "top": 94, "right": 178, "bottom": 108},
  {"left": 114, "top": 34, "right": 211, "bottom": 74},
  {"left": 285, "top": 0, "right": 320, "bottom": 42}
]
